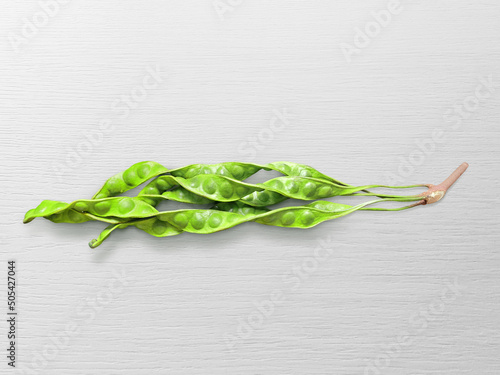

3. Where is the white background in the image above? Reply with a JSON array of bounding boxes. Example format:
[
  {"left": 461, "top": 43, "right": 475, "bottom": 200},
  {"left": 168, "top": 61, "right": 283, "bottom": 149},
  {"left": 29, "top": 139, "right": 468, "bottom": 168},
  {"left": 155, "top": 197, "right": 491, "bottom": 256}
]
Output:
[{"left": 1, "top": 1, "right": 499, "bottom": 374}]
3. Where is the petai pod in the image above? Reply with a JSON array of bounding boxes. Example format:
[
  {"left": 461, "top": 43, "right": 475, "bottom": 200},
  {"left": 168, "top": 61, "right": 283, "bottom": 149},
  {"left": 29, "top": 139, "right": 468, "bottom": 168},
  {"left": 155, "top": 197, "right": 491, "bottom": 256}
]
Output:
[
  {"left": 169, "top": 161, "right": 351, "bottom": 186},
  {"left": 42, "top": 162, "right": 171, "bottom": 225},
  {"left": 89, "top": 197, "right": 423, "bottom": 247},
  {"left": 24, "top": 197, "right": 158, "bottom": 223},
  {"left": 169, "top": 162, "right": 263, "bottom": 180},
  {"left": 24, "top": 161, "right": 468, "bottom": 249},
  {"left": 88, "top": 220, "right": 184, "bottom": 248},
  {"left": 137, "top": 175, "right": 215, "bottom": 206},
  {"left": 139, "top": 174, "right": 406, "bottom": 207},
  {"left": 89, "top": 200, "right": 356, "bottom": 247},
  {"left": 90, "top": 163, "right": 273, "bottom": 245},
  {"left": 93, "top": 160, "right": 377, "bottom": 209},
  {"left": 93, "top": 161, "right": 169, "bottom": 199},
  {"left": 135, "top": 162, "right": 267, "bottom": 206},
  {"left": 46, "top": 209, "right": 125, "bottom": 225},
  {"left": 133, "top": 161, "right": 355, "bottom": 206},
  {"left": 264, "top": 161, "right": 348, "bottom": 186}
]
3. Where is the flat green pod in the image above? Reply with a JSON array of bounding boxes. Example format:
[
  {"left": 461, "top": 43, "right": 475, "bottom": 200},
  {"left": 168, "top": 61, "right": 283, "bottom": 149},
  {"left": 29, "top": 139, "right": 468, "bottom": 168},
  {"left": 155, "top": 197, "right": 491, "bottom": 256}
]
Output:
[
  {"left": 238, "top": 190, "right": 289, "bottom": 207},
  {"left": 88, "top": 222, "right": 132, "bottom": 248},
  {"left": 157, "top": 209, "right": 245, "bottom": 234},
  {"left": 139, "top": 189, "right": 215, "bottom": 205},
  {"left": 265, "top": 162, "right": 349, "bottom": 186},
  {"left": 137, "top": 174, "right": 369, "bottom": 207},
  {"left": 138, "top": 175, "right": 225, "bottom": 205},
  {"left": 170, "top": 162, "right": 263, "bottom": 180},
  {"left": 258, "top": 176, "right": 370, "bottom": 200},
  {"left": 253, "top": 202, "right": 360, "bottom": 228},
  {"left": 305, "top": 200, "right": 353, "bottom": 213},
  {"left": 24, "top": 200, "right": 72, "bottom": 223},
  {"left": 137, "top": 175, "right": 177, "bottom": 206},
  {"left": 220, "top": 163, "right": 268, "bottom": 180},
  {"left": 82, "top": 197, "right": 159, "bottom": 219},
  {"left": 24, "top": 197, "right": 158, "bottom": 223},
  {"left": 45, "top": 208, "right": 93, "bottom": 224},
  {"left": 174, "top": 175, "right": 263, "bottom": 202},
  {"left": 87, "top": 195, "right": 426, "bottom": 247},
  {"left": 237, "top": 177, "right": 377, "bottom": 206},
  {"left": 117, "top": 161, "right": 355, "bottom": 208},
  {"left": 138, "top": 174, "right": 215, "bottom": 205},
  {"left": 91, "top": 201, "right": 269, "bottom": 248},
  {"left": 134, "top": 162, "right": 268, "bottom": 206},
  {"left": 93, "top": 161, "right": 169, "bottom": 199},
  {"left": 134, "top": 218, "right": 184, "bottom": 237},
  {"left": 140, "top": 174, "right": 381, "bottom": 207},
  {"left": 138, "top": 175, "right": 176, "bottom": 196},
  {"left": 25, "top": 160, "right": 469, "bottom": 248},
  {"left": 91, "top": 202, "right": 269, "bottom": 247},
  {"left": 45, "top": 209, "right": 125, "bottom": 225},
  {"left": 161, "top": 188, "right": 214, "bottom": 205},
  {"left": 143, "top": 200, "right": 374, "bottom": 234},
  {"left": 91, "top": 160, "right": 356, "bottom": 204},
  {"left": 88, "top": 218, "right": 184, "bottom": 248},
  {"left": 92, "top": 166, "right": 263, "bottom": 246}
]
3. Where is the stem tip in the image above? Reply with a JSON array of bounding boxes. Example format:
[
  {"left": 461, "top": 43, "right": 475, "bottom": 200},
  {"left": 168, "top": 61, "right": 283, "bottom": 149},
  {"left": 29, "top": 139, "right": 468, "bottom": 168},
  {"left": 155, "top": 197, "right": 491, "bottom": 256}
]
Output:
[{"left": 420, "top": 162, "right": 468, "bottom": 204}]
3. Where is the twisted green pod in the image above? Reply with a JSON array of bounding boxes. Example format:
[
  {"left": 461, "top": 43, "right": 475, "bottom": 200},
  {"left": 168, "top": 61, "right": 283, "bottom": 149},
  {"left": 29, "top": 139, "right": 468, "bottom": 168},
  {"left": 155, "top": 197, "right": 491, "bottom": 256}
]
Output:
[
  {"left": 143, "top": 161, "right": 354, "bottom": 201},
  {"left": 88, "top": 196, "right": 423, "bottom": 248},
  {"left": 93, "top": 161, "right": 169, "bottom": 199},
  {"left": 23, "top": 197, "right": 158, "bottom": 224},
  {"left": 27, "top": 172, "right": 419, "bottom": 224},
  {"left": 137, "top": 161, "right": 421, "bottom": 207},
  {"left": 139, "top": 174, "right": 421, "bottom": 207},
  {"left": 91, "top": 160, "right": 419, "bottom": 208},
  {"left": 24, "top": 161, "right": 469, "bottom": 249},
  {"left": 87, "top": 161, "right": 361, "bottom": 226},
  {"left": 93, "top": 161, "right": 264, "bottom": 200},
  {"left": 89, "top": 162, "right": 272, "bottom": 244},
  {"left": 97, "top": 161, "right": 354, "bottom": 205}
]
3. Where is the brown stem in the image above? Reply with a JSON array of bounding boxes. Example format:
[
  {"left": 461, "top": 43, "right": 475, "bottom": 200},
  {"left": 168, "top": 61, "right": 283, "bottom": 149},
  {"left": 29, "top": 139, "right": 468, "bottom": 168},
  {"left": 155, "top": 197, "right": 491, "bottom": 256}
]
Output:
[{"left": 418, "top": 162, "right": 469, "bottom": 205}]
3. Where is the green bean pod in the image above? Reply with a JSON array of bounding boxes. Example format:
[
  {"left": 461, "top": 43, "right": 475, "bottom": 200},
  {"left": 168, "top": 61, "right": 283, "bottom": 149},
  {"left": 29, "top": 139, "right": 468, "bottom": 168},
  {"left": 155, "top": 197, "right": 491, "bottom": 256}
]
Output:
[
  {"left": 88, "top": 197, "right": 423, "bottom": 248},
  {"left": 93, "top": 161, "right": 169, "bottom": 199},
  {"left": 139, "top": 174, "right": 416, "bottom": 207},
  {"left": 46, "top": 209, "right": 125, "bottom": 225},
  {"left": 24, "top": 197, "right": 158, "bottom": 224},
  {"left": 90, "top": 163, "right": 270, "bottom": 244},
  {"left": 140, "top": 161, "right": 420, "bottom": 206},
  {"left": 104, "top": 162, "right": 266, "bottom": 206},
  {"left": 93, "top": 160, "right": 419, "bottom": 206},
  {"left": 26, "top": 161, "right": 422, "bottom": 226},
  {"left": 24, "top": 161, "right": 468, "bottom": 248},
  {"left": 165, "top": 161, "right": 346, "bottom": 183},
  {"left": 169, "top": 162, "right": 263, "bottom": 180},
  {"left": 93, "top": 160, "right": 393, "bottom": 208},
  {"left": 146, "top": 160, "right": 353, "bottom": 200}
]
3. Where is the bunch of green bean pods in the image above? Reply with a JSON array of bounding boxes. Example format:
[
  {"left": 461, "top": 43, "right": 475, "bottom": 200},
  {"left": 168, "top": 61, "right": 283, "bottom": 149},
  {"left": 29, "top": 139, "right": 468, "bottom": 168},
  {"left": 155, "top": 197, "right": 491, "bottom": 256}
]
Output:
[{"left": 23, "top": 161, "right": 469, "bottom": 248}]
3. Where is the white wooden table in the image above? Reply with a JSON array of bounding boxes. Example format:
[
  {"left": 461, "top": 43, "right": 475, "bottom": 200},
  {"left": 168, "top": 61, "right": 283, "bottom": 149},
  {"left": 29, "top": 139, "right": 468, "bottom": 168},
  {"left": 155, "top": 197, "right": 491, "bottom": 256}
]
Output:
[{"left": 1, "top": 1, "right": 499, "bottom": 374}]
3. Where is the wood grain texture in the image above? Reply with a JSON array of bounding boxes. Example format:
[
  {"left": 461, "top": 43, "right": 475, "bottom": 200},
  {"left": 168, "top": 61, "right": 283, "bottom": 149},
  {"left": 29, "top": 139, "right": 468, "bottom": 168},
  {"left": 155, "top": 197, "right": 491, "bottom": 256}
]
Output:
[{"left": 1, "top": 1, "right": 499, "bottom": 374}]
